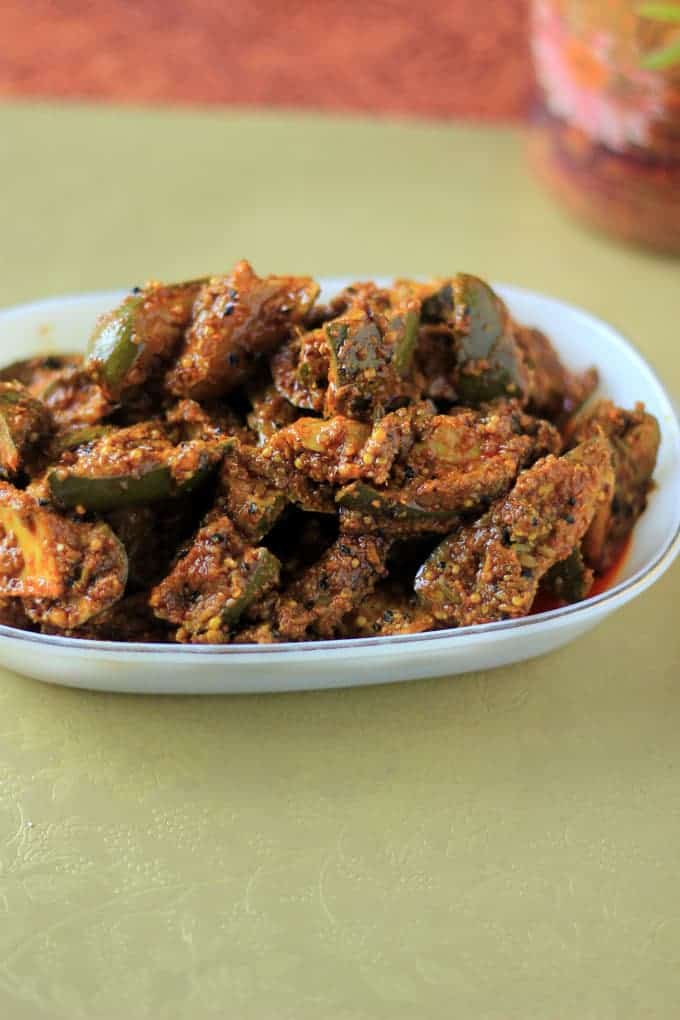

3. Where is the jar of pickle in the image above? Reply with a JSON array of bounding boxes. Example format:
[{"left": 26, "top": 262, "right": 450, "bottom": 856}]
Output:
[{"left": 529, "top": 0, "right": 680, "bottom": 254}]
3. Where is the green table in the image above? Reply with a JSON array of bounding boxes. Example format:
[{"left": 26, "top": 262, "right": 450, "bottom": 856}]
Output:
[{"left": 1, "top": 103, "right": 679, "bottom": 1020}]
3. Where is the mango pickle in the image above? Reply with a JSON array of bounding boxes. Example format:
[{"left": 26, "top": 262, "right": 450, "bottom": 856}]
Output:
[{"left": 0, "top": 265, "right": 658, "bottom": 644}]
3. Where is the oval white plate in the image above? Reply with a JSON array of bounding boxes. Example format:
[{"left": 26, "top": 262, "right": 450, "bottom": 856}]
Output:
[{"left": 0, "top": 281, "right": 678, "bottom": 694}]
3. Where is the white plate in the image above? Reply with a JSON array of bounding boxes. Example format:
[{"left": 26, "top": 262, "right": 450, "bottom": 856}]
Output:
[{"left": 0, "top": 282, "right": 678, "bottom": 694}]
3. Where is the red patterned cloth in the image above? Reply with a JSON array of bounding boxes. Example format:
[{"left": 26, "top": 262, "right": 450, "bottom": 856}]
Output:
[{"left": 1, "top": 0, "right": 530, "bottom": 118}]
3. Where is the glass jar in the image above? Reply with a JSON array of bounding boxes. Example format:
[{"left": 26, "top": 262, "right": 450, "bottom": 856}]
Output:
[{"left": 529, "top": 0, "right": 680, "bottom": 254}]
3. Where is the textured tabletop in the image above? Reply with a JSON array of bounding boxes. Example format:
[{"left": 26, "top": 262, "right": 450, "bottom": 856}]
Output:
[{"left": 0, "top": 103, "right": 679, "bottom": 1019}]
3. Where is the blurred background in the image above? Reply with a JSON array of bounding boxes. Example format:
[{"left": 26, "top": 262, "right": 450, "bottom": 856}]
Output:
[
  {"left": 2, "top": 0, "right": 531, "bottom": 119},
  {"left": 3, "top": 0, "right": 679, "bottom": 255}
]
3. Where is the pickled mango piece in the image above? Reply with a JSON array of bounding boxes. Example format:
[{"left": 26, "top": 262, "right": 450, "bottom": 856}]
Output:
[
  {"left": 88, "top": 279, "right": 203, "bottom": 397},
  {"left": 0, "top": 482, "right": 127, "bottom": 628},
  {"left": 166, "top": 261, "right": 319, "bottom": 399},
  {"left": 0, "top": 382, "right": 51, "bottom": 477}
]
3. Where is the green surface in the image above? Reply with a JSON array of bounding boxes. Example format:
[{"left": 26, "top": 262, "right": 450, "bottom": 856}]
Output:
[{"left": 1, "top": 101, "right": 679, "bottom": 1019}]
